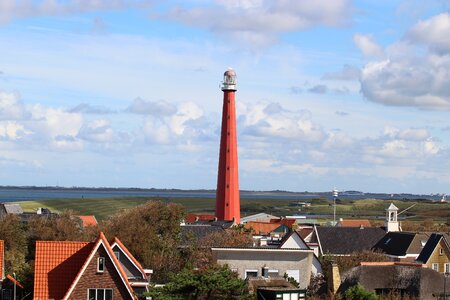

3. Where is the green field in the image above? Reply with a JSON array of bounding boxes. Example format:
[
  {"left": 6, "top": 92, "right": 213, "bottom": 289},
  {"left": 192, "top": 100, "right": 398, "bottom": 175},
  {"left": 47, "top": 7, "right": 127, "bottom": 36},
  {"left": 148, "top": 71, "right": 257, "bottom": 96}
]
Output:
[{"left": 13, "top": 196, "right": 450, "bottom": 222}]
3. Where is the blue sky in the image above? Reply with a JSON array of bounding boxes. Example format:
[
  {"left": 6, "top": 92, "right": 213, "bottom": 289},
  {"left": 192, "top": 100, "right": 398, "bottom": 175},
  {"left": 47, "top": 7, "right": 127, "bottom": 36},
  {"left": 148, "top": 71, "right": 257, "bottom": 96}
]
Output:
[{"left": 1, "top": 0, "right": 450, "bottom": 193}]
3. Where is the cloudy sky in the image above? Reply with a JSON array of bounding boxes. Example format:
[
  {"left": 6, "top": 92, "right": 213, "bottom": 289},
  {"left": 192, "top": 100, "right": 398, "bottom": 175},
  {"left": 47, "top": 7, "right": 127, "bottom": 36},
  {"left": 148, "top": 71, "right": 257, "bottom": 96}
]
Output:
[{"left": 1, "top": 0, "right": 450, "bottom": 193}]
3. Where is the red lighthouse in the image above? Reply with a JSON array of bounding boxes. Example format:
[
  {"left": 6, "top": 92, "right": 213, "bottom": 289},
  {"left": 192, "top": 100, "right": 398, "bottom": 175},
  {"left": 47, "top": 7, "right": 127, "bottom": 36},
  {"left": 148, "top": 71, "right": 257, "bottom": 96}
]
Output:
[{"left": 215, "top": 69, "right": 240, "bottom": 223}]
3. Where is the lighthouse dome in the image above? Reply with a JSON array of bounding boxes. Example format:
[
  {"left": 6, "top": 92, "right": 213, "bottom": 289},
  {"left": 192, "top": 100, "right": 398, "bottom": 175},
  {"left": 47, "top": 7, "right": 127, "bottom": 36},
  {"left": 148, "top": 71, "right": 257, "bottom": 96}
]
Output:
[{"left": 221, "top": 68, "right": 237, "bottom": 91}]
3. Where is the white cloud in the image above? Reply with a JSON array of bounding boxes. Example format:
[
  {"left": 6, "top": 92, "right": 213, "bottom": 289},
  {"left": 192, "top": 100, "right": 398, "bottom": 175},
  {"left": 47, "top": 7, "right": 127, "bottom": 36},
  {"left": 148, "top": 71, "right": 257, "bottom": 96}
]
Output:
[
  {"left": 407, "top": 12, "right": 450, "bottom": 54},
  {"left": 77, "top": 119, "right": 114, "bottom": 143},
  {"left": 0, "top": 91, "right": 30, "bottom": 120},
  {"left": 383, "top": 127, "right": 429, "bottom": 141},
  {"left": 353, "top": 33, "right": 383, "bottom": 58},
  {"left": 127, "top": 98, "right": 177, "bottom": 116},
  {"left": 160, "top": 0, "right": 352, "bottom": 46},
  {"left": 322, "top": 64, "right": 361, "bottom": 81},
  {"left": 360, "top": 54, "right": 450, "bottom": 108},
  {"left": 0, "top": 0, "right": 149, "bottom": 24},
  {"left": 359, "top": 13, "right": 450, "bottom": 109},
  {"left": 0, "top": 121, "right": 31, "bottom": 140},
  {"left": 240, "top": 102, "right": 325, "bottom": 142}
]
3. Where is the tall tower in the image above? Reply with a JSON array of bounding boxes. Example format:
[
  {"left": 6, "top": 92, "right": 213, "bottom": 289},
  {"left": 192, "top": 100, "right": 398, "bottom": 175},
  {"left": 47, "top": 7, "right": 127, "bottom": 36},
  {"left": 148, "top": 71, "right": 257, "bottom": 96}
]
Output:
[{"left": 215, "top": 69, "right": 240, "bottom": 223}]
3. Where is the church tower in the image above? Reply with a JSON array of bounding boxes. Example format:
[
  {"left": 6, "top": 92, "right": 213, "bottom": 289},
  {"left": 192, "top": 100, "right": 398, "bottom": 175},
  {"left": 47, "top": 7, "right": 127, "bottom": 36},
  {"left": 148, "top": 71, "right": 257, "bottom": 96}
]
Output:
[
  {"left": 215, "top": 69, "right": 240, "bottom": 223},
  {"left": 385, "top": 203, "right": 399, "bottom": 232}
]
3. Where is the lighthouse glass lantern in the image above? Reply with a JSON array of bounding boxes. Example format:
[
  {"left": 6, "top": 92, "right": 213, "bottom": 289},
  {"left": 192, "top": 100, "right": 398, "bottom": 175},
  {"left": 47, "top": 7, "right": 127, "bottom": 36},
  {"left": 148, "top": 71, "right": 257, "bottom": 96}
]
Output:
[{"left": 222, "top": 69, "right": 237, "bottom": 91}]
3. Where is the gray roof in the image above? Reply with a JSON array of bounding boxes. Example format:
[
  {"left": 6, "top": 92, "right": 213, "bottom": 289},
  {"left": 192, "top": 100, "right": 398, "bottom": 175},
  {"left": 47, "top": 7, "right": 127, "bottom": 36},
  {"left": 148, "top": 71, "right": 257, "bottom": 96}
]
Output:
[
  {"left": 240, "top": 213, "right": 278, "bottom": 224},
  {"left": 312, "top": 226, "right": 386, "bottom": 255},
  {"left": 339, "top": 264, "right": 447, "bottom": 299},
  {"left": 373, "top": 232, "right": 430, "bottom": 256},
  {"left": 2, "top": 203, "right": 23, "bottom": 214}
]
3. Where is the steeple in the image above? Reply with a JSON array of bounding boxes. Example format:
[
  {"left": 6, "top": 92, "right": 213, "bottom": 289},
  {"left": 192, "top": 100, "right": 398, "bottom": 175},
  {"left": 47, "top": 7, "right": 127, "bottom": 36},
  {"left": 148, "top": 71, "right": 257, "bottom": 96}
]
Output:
[{"left": 385, "top": 203, "right": 399, "bottom": 232}]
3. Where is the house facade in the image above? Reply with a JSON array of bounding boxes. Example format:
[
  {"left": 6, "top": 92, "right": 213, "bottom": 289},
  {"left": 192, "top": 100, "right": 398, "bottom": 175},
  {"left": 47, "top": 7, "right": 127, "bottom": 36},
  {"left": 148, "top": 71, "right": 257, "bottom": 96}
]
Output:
[
  {"left": 212, "top": 247, "right": 314, "bottom": 289},
  {"left": 34, "top": 232, "right": 147, "bottom": 300},
  {"left": 416, "top": 233, "right": 450, "bottom": 273}
]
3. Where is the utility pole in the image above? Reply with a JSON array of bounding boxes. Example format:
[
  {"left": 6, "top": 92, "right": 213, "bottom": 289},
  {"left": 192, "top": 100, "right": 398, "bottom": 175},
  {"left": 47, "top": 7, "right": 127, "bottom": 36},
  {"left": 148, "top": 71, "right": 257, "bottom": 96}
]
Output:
[
  {"left": 333, "top": 188, "right": 338, "bottom": 225},
  {"left": 13, "top": 272, "right": 16, "bottom": 300}
]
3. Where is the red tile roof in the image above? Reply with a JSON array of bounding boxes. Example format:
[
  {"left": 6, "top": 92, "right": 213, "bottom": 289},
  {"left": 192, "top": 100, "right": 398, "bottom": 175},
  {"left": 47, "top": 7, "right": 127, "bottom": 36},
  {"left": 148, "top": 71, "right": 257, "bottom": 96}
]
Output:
[
  {"left": 337, "top": 219, "right": 372, "bottom": 228},
  {"left": 34, "top": 240, "right": 94, "bottom": 300},
  {"left": 269, "top": 218, "right": 296, "bottom": 228},
  {"left": 185, "top": 213, "right": 216, "bottom": 223},
  {"left": 6, "top": 274, "right": 24, "bottom": 289},
  {"left": 244, "top": 222, "right": 282, "bottom": 235},
  {"left": 78, "top": 215, "right": 98, "bottom": 227},
  {"left": 34, "top": 233, "right": 137, "bottom": 300},
  {"left": 0, "top": 240, "right": 4, "bottom": 280}
]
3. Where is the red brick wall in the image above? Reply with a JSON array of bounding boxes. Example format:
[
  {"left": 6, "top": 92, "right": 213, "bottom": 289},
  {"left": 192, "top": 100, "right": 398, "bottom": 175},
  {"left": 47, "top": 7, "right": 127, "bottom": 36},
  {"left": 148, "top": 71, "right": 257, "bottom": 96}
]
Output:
[{"left": 68, "top": 245, "right": 132, "bottom": 300}]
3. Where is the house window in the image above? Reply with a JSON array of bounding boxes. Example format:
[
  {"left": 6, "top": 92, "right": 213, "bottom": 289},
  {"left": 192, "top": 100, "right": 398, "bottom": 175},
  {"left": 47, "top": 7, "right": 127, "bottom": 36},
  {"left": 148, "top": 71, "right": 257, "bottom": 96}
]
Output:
[
  {"left": 97, "top": 257, "right": 105, "bottom": 273},
  {"left": 268, "top": 269, "right": 279, "bottom": 277},
  {"left": 88, "top": 288, "right": 113, "bottom": 300},
  {"left": 445, "top": 263, "right": 450, "bottom": 274},
  {"left": 432, "top": 263, "right": 439, "bottom": 272},
  {"left": 114, "top": 251, "right": 120, "bottom": 260},
  {"left": 440, "top": 248, "right": 444, "bottom": 255},
  {"left": 245, "top": 269, "right": 258, "bottom": 278}
]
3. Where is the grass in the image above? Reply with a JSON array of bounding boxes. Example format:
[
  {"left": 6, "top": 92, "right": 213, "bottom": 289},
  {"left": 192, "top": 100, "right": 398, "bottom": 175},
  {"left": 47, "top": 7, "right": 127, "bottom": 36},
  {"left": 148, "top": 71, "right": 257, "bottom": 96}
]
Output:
[{"left": 14, "top": 196, "right": 450, "bottom": 222}]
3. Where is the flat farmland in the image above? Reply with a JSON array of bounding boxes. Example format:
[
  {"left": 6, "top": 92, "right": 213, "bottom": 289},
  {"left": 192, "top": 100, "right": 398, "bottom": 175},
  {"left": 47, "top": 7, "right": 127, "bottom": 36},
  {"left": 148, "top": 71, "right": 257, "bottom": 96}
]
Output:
[{"left": 14, "top": 197, "right": 450, "bottom": 221}]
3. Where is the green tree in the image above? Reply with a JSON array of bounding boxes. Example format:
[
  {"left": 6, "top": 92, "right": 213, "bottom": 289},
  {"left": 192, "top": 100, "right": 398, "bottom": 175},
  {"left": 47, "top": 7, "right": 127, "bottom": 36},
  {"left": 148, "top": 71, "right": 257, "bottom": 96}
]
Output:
[
  {"left": 0, "top": 215, "right": 29, "bottom": 280},
  {"left": 145, "top": 265, "right": 251, "bottom": 300},
  {"left": 343, "top": 284, "right": 377, "bottom": 300},
  {"left": 101, "top": 201, "right": 185, "bottom": 282},
  {"left": 27, "top": 210, "right": 85, "bottom": 242},
  {"left": 185, "top": 228, "right": 253, "bottom": 269}
]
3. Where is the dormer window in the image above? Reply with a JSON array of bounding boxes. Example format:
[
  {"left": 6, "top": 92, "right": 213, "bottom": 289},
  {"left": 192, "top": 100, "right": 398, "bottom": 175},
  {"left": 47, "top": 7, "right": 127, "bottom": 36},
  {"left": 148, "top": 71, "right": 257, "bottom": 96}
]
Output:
[{"left": 98, "top": 257, "right": 105, "bottom": 273}]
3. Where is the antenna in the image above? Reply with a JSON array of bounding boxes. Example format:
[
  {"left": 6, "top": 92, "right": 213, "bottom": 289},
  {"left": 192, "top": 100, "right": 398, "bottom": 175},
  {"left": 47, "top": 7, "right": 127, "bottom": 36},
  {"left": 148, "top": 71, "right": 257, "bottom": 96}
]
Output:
[
  {"left": 332, "top": 188, "right": 338, "bottom": 225},
  {"left": 398, "top": 203, "right": 417, "bottom": 215}
]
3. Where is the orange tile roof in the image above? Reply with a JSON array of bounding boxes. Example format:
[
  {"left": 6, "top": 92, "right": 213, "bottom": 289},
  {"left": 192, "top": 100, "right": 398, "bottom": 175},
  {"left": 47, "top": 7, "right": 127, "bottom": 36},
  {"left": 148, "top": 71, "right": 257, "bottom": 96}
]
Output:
[
  {"left": 185, "top": 213, "right": 216, "bottom": 223},
  {"left": 34, "top": 240, "right": 94, "bottom": 300},
  {"left": 34, "top": 232, "right": 137, "bottom": 300},
  {"left": 244, "top": 222, "right": 283, "bottom": 235},
  {"left": 6, "top": 274, "right": 24, "bottom": 289},
  {"left": 0, "top": 240, "right": 4, "bottom": 280},
  {"left": 338, "top": 219, "right": 372, "bottom": 228},
  {"left": 78, "top": 215, "right": 98, "bottom": 227},
  {"left": 269, "top": 218, "right": 296, "bottom": 228},
  {"left": 112, "top": 237, "right": 147, "bottom": 279}
]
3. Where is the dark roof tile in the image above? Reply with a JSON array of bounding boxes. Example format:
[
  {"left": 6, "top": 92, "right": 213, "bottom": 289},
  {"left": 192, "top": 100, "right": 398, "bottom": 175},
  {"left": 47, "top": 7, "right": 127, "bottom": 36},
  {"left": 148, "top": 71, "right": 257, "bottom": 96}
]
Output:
[{"left": 315, "top": 226, "right": 386, "bottom": 255}]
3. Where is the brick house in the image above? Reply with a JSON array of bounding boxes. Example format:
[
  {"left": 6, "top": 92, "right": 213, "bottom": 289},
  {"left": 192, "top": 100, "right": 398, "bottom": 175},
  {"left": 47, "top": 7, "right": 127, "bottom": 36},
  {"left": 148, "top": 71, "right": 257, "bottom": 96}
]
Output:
[
  {"left": 34, "top": 232, "right": 149, "bottom": 300},
  {"left": 416, "top": 233, "right": 450, "bottom": 273}
]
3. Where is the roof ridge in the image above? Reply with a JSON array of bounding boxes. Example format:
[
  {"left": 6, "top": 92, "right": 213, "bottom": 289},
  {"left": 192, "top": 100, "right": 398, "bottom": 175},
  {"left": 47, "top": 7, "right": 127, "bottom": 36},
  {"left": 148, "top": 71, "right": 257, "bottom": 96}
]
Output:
[
  {"left": 35, "top": 240, "right": 90, "bottom": 244},
  {"left": 63, "top": 232, "right": 137, "bottom": 300},
  {"left": 112, "top": 237, "right": 146, "bottom": 279}
]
